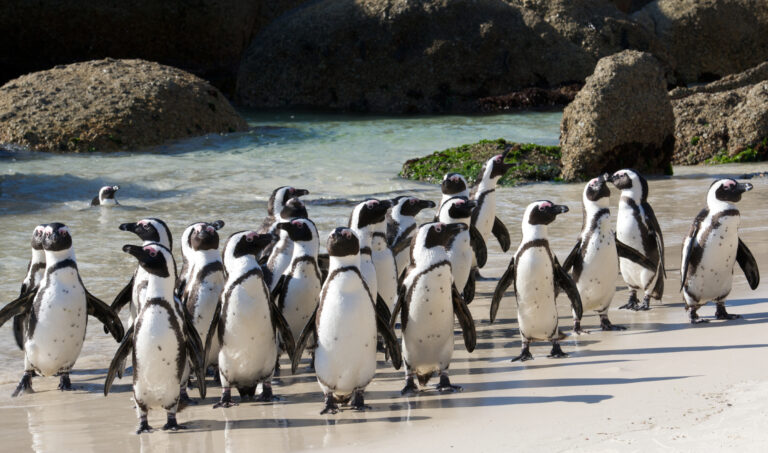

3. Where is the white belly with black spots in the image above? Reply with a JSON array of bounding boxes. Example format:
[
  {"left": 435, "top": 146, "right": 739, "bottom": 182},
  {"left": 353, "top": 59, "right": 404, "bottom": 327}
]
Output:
[
  {"left": 685, "top": 217, "right": 740, "bottom": 303},
  {"left": 402, "top": 264, "right": 455, "bottom": 376},
  {"left": 474, "top": 191, "right": 496, "bottom": 241},
  {"left": 282, "top": 262, "right": 321, "bottom": 341},
  {"left": 516, "top": 248, "right": 558, "bottom": 341},
  {"left": 189, "top": 272, "right": 225, "bottom": 364},
  {"left": 218, "top": 278, "right": 277, "bottom": 386},
  {"left": 314, "top": 274, "right": 377, "bottom": 397},
  {"left": 25, "top": 269, "right": 87, "bottom": 376},
  {"left": 448, "top": 230, "right": 472, "bottom": 291},
  {"left": 577, "top": 225, "right": 618, "bottom": 313},
  {"left": 616, "top": 205, "right": 655, "bottom": 291},
  {"left": 133, "top": 306, "right": 184, "bottom": 410}
]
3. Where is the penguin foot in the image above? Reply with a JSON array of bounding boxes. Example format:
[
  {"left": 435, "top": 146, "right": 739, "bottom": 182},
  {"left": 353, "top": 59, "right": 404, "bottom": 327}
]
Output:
[
  {"left": 436, "top": 374, "right": 462, "bottom": 393},
  {"left": 547, "top": 343, "right": 569, "bottom": 359},
  {"left": 638, "top": 297, "right": 652, "bottom": 311},
  {"left": 237, "top": 386, "right": 256, "bottom": 401},
  {"left": 136, "top": 421, "right": 153, "bottom": 434},
  {"left": 179, "top": 389, "right": 197, "bottom": 407},
  {"left": 573, "top": 321, "right": 589, "bottom": 335},
  {"left": 350, "top": 391, "right": 371, "bottom": 411},
  {"left": 619, "top": 293, "right": 640, "bottom": 310},
  {"left": 57, "top": 373, "right": 73, "bottom": 391},
  {"left": 320, "top": 395, "right": 339, "bottom": 415},
  {"left": 510, "top": 347, "right": 533, "bottom": 362},
  {"left": 254, "top": 391, "right": 281, "bottom": 402},
  {"left": 401, "top": 377, "right": 419, "bottom": 396},
  {"left": 474, "top": 272, "right": 498, "bottom": 282},
  {"left": 376, "top": 339, "right": 386, "bottom": 353},
  {"left": 214, "top": 389, "right": 238, "bottom": 408},
  {"left": 689, "top": 309, "right": 709, "bottom": 324},
  {"left": 162, "top": 415, "right": 186, "bottom": 431},
  {"left": 309, "top": 353, "right": 316, "bottom": 371},
  {"left": 715, "top": 304, "right": 741, "bottom": 320},
  {"left": 12, "top": 372, "right": 34, "bottom": 397},
  {"left": 600, "top": 318, "right": 627, "bottom": 331}
]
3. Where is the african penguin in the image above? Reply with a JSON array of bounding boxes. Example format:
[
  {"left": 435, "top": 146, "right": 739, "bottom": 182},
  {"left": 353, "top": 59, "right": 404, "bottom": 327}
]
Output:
[
  {"left": 490, "top": 202, "right": 582, "bottom": 361},
  {"left": 0, "top": 223, "right": 124, "bottom": 397},
  {"left": 257, "top": 186, "right": 310, "bottom": 235},
  {"left": 609, "top": 169, "right": 666, "bottom": 311},
  {"left": 105, "top": 243, "right": 206, "bottom": 433},
  {"left": 266, "top": 197, "right": 309, "bottom": 291},
  {"left": 10, "top": 224, "right": 47, "bottom": 350},
  {"left": 371, "top": 200, "right": 399, "bottom": 316},
  {"left": 439, "top": 173, "right": 469, "bottom": 210},
  {"left": 177, "top": 219, "right": 224, "bottom": 299},
  {"left": 471, "top": 151, "right": 513, "bottom": 262},
  {"left": 291, "top": 227, "right": 400, "bottom": 414},
  {"left": 394, "top": 222, "right": 476, "bottom": 395},
  {"left": 437, "top": 196, "right": 487, "bottom": 303},
  {"left": 349, "top": 198, "right": 394, "bottom": 317},
  {"left": 212, "top": 231, "right": 295, "bottom": 406},
  {"left": 681, "top": 179, "right": 759, "bottom": 323},
  {"left": 91, "top": 185, "right": 120, "bottom": 206},
  {"left": 387, "top": 196, "right": 436, "bottom": 280}
]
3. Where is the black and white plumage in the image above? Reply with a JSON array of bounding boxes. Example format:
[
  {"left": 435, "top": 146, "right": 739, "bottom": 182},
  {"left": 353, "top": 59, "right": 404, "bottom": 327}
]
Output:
[
  {"left": 104, "top": 243, "right": 206, "bottom": 434},
  {"left": 265, "top": 197, "right": 309, "bottom": 291},
  {"left": 471, "top": 152, "right": 513, "bottom": 261},
  {"left": 256, "top": 186, "right": 310, "bottom": 235},
  {"left": 439, "top": 173, "right": 469, "bottom": 210},
  {"left": 681, "top": 179, "right": 759, "bottom": 323},
  {"left": 0, "top": 223, "right": 124, "bottom": 397},
  {"left": 10, "top": 224, "right": 47, "bottom": 350},
  {"left": 490, "top": 202, "right": 581, "bottom": 361},
  {"left": 609, "top": 169, "right": 666, "bottom": 311},
  {"left": 386, "top": 196, "right": 436, "bottom": 280},
  {"left": 91, "top": 185, "right": 120, "bottom": 206},
  {"left": 392, "top": 222, "right": 476, "bottom": 394}
]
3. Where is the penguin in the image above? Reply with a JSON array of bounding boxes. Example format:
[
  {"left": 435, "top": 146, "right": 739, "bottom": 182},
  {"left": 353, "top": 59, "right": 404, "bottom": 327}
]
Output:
[
  {"left": 0, "top": 223, "right": 124, "bottom": 396},
  {"left": 490, "top": 201, "right": 582, "bottom": 361},
  {"left": 104, "top": 243, "right": 206, "bottom": 433},
  {"left": 291, "top": 227, "right": 401, "bottom": 414},
  {"left": 437, "top": 196, "right": 487, "bottom": 303},
  {"left": 439, "top": 173, "right": 469, "bottom": 210},
  {"left": 609, "top": 169, "right": 666, "bottom": 311},
  {"left": 470, "top": 151, "right": 513, "bottom": 258},
  {"left": 176, "top": 219, "right": 224, "bottom": 300},
  {"left": 91, "top": 185, "right": 120, "bottom": 206},
  {"left": 209, "top": 231, "right": 296, "bottom": 406},
  {"left": 265, "top": 197, "right": 309, "bottom": 291},
  {"left": 562, "top": 176, "right": 655, "bottom": 332},
  {"left": 386, "top": 196, "right": 436, "bottom": 279},
  {"left": 10, "top": 224, "right": 47, "bottom": 350},
  {"left": 178, "top": 222, "right": 226, "bottom": 375},
  {"left": 257, "top": 186, "right": 310, "bottom": 235},
  {"left": 371, "top": 202, "right": 399, "bottom": 316},
  {"left": 270, "top": 218, "right": 322, "bottom": 368},
  {"left": 392, "top": 222, "right": 476, "bottom": 395},
  {"left": 681, "top": 179, "right": 760, "bottom": 323}
]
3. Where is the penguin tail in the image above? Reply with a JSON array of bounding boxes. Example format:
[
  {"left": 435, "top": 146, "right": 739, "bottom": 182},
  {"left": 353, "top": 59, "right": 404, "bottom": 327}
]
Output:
[{"left": 417, "top": 373, "right": 432, "bottom": 387}]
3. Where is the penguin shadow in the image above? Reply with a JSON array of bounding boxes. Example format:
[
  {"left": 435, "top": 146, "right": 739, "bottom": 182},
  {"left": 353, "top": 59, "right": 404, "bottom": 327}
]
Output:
[
  {"left": 464, "top": 359, "right": 632, "bottom": 375},
  {"left": 396, "top": 394, "right": 612, "bottom": 410},
  {"left": 182, "top": 414, "right": 432, "bottom": 432},
  {"left": 580, "top": 343, "right": 768, "bottom": 357}
]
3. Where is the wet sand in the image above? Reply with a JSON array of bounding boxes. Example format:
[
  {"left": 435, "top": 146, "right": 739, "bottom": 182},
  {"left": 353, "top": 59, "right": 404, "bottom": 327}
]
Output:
[{"left": 2, "top": 165, "right": 768, "bottom": 452}]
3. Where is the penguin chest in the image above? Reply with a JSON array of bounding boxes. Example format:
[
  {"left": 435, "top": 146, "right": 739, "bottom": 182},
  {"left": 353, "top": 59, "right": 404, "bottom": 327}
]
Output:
[
  {"left": 372, "top": 249, "right": 398, "bottom": 310},
  {"left": 360, "top": 256, "right": 378, "bottom": 296},
  {"left": 26, "top": 270, "right": 87, "bottom": 376},
  {"left": 577, "top": 228, "right": 618, "bottom": 312},
  {"left": 402, "top": 264, "right": 455, "bottom": 373},
  {"left": 268, "top": 239, "right": 293, "bottom": 289},
  {"left": 132, "top": 267, "right": 150, "bottom": 317},
  {"left": 474, "top": 191, "right": 497, "bottom": 239},
  {"left": 447, "top": 231, "right": 472, "bottom": 289},
  {"left": 315, "top": 277, "right": 377, "bottom": 394},
  {"left": 515, "top": 248, "right": 558, "bottom": 341},
  {"left": 616, "top": 204, "right": 655, "bottom": 288},
  {"left": 188, "top": 269, "right": 225, "bottom": 361},
  {"left": 282, "top": 263, "right": 322, "bottom": 340},
  {"left": 219, "top": 280, "right": 276, "bottom": 385},
  {"left": 686, "top": 217, "right": 740, "bottom": 300},
  {"left": 133, "top": 305, "right": 185, "bottom": 409}
]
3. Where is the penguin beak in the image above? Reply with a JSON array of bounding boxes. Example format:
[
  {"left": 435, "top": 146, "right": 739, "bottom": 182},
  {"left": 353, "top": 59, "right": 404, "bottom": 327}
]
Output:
[
  {"left": 465, "top": 199, "right": 477, "bottom": 209},
  {"left": 274, "top": 222, "right": 291, "bottom": 234},
  {"left": 294, "top": 188, "right": 309, "bottom": 197},
  {"left": 379, "top": 199, "right": 393, "bottom": 209},
  {"left": 211, "top": 220, "right": 225, "bottom": 231},
  {"left": 737, "top": 182, "right": 754, "bottom": 193},
  {"left": 605, "top": 172, "right": 616, "bottom": 183},
  {"left": 445, "top": 222, "right": 468, "bottom": 239},
  {"left": 552, "top": 204, "right": 569, "bottom": 215},
  {"left": 419, "top": 199, "right": 437, "bottom": 210},
  {"left": 119, "top": 222, "right": 138, "bottom": 233},
  {"left": 122, "top": 244, "right": 147, "bottom": 262}
]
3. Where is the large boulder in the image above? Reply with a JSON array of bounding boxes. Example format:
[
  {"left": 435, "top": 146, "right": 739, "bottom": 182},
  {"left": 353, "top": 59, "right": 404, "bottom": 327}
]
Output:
[
  {"left": 237, "top": 0, "right": 664, "bottom": 113},
  {"left": 633, "top": 0, "right": 768, "bottom": 85},
  {"left": 560, "top": 50, "right": 674, "bottom": 181},
  {"left": 0, "top": 1, "right": 307, "bottom": 96},
  {"left": 0, "top": 59, "right": 247, "bottom": 153}
]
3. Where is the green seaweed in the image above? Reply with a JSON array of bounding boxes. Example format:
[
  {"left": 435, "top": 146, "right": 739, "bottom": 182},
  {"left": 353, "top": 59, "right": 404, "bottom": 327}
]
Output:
[
  {"left": 690, "top": 136, "right": 700, "bottom": 146},
  {"left": 705, "top": 139, "right": 768, "bottom": 164}
]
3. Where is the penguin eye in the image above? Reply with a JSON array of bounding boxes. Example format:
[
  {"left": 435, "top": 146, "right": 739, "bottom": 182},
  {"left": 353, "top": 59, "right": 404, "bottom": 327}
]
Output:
[
  {"left": 434, "top": 224, "right": 443, "bottom": 233},
  {"left": 289, "top": 187, "right": 295, "bottom": 193},
  {"left": 245, "top": 235, "right": 254, "bottom": 242},
  {"left": 409, "top": 199, "right": 416, "bottom": 205},
  {"left": 59, "top": 228, "right": 68, "bottom": 236},
  {"left": 147, "top": 248, "right": 157, "bottom": 257}
]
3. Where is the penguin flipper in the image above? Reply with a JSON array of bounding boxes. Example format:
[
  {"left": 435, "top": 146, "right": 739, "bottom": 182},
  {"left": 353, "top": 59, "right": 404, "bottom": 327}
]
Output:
[
  {"left": 562, "top": 239, "right": 582, "bottom": 273},
  {"left": 492, "top": 217, "right": 511, "bottom": 252},
  {"left": 90, "top": 196, "right": 100, "bottom": 206},
  {"left": 737, "top": 238, "right": 760, "bottom": 290},
  {"left": 110, "top": 275, "right": 134, "bottom": 313},
  {"left": 375, "top": 307, "right": 402, "bottom": 370},
  {"left": 13, "top": 313, "right": 27, "bottom": 350},
  {"left": 270, "top": 275, "right": 286, "bottom": 307},
  {"left": 680, "top": 209, "right": 707, "bottom": 291},
  {"left": 202, "top": 302, "right": 221, "bottom": 370},
  {"left": 469, "top": 225, "right": 488, "bottom": 268},
  {"left": 463, "top": 270, "right": 476, "bottom": 304},
  {"left": 104, "top": 325, "right": 134, "bottom": 396},
  {"left": 0, "top": 291, "right": 35, "bottom": 328},
  {"left": 490, "top": 257, "right": 515, "bottom": 323},
  {"left": 375, "top": 294, "right": 392, "bottom": 327},
  {"left": 85, "top": 289, "right": 125, "bottom": 341},
  {"left": 553, "top": 257, "right": 583, "bottom": 321},
  {"left": 616, "top": 239, "right": 656, "bottom": 271},
  {"left": 291, "top": 307, "right": 317, "bottom": 374},
  {"left": 269, "top": 296, "right": 296, "bottom": 366},
  {"left": 391, "top": 278, "right": 409, "bottom": 330},
  {"left": 451, "top": 284, "right": 477, "bottom": 353},
  {"left": 182, "top": 303, "right": 207, "bottom": 399},
  {"left": 642, "top": 201, "right": 666, "bottom": 279}
]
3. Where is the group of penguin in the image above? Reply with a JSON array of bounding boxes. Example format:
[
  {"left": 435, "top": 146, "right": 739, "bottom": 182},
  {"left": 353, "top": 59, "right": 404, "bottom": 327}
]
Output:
[{"left": 0, "top": 150, "right": 761, "bottom": 434}]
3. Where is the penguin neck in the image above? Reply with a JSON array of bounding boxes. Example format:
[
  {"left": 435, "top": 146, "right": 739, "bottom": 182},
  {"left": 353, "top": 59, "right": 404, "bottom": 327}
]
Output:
[
  {"left": 351, "top": 226, "right": 373, "bottom": 249},
  {"left": 30, "top": 248, "right": 45, "bottom": 266},
  {"left": 370, "top": 221, "right": 388, "bottom": 251},
  {"left": 292, "top": 239, "right": 318, "bottom": 259},
  {"left": 392, "top": 211, "right": 415, "bottom": 231},
  {"left": 100, "top": 197, "right": 118, "bottom": 206},
  {"left": 619, "top": 187, "right": 642, "bottom": 204},
  {"left": 44, "top": 248, "right": 76, "bottom": 265},
  {"left": 582, "top": 199, "right": 609, "bottom": 223},
  {"left": 413, "top": 246, "right": 449, "bottom": 268},
  {"left": 328, "top": 254, "right": 361, "bottom": 272},
  {"left": 708, "top": 193, "right": 738, "bottom": 213},
  {"left": 190, "top": 248, "right": 220, "bottom": 268},
  {"left": 144, "top": 274, "right": 176, "bottom": 301},
  {"left": 475, "top": 175, "right": 498, "bottom": 194},
  {"left": 521, "top": 223, "right": 549, "bottom": 241},
  {"left": 226, "top": 255, "right": 260, "bottom": 279}
]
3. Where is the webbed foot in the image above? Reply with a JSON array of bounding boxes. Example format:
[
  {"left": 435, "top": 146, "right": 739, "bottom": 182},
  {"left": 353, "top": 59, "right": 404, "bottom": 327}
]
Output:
[
  {"left": 350, "top": 390, "right": 372, "bottom": 411},
  {"left": 401, "top": 376, "right": 419, "bottom": 396},
  {"left": 511, "top": 346, "right": 533, "bottom": 362},
  {"left": 600, "top": 317, "right": 627, "bottom": 331},
  {"left": 213, "top": 389, "right": 238, "bottom": 408},
  {"left": 715, "top": 304, "right": 740, "bottom": 320},
  {"left": 548, "top": 343, "right": 569, "bottom": 359},
  {"left": 637, "top": 297, "right": 651, "bottom": 311},
  {"left": 573, "top": 321, "right": 589, "bottom": 335},
  {"left": 619, "top": 292, "right": 640, "bottom": 310},
  {"left": 58, "top": 373, "right": 73, "bottom": 391},
  {"left": 320, "top": 394, "right": 339, "bottom": 415},
  {"left": 12, "top": 371, "right": 34, "bottom": 397},
  {"left": 436, "top": 374, "right": 462, "bottom": 393},
  {"left": 162, "top": 415, "right": 186, "bottom": 431},
  {"left": 136, "top": 420, "right": 153, "bottom": 434}
]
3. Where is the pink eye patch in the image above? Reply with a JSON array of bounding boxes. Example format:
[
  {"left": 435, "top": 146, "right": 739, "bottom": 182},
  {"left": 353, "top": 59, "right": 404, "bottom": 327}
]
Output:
[{"left": 723, "top": 180, "right": 736, "bottom": 188}]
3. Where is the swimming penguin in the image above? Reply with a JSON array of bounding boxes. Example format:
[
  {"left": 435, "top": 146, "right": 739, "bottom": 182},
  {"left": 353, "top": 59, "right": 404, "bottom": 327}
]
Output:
[
  {"left": 178, "top": 222, "right": 226, "bottom": 377},
  {"left": 10, "top": 224, "right": 47, "bottom": 350},
  {"left": 609, "top": 169, "right": 666, "bottom": 311},
  {"left": 471, "top": 151, "right": 513, "bottom": 260},
  {"left": 681, "top": 179, "right": 760, "bottom": 323},
  {"left": 291, "top": 227, "right": 401, "bottom": 414},
  {"left": 270, "top": 218, "right": 322, "bottom": 368},
  {"left": 91, "top": 185, "right": 120, "bottom": 206},
  {"left": 208, "top": 231, "right": 296, "bottom": 406},
  {"left": 387, "top": 196, "right": 436, "bottom": 279},
  {"left": 439, "top": 173, "right": 470, "bottom": 210},
  {"left": 265, "top": 197, "right": 309, "bottom": 291},
  {"left": 257, "top": 186, "right": 310, "bottom": 235},
  {"left": 490, "top": 202, "right": 582, "bottom": 361},
  {"left": 562, "top": 176, "right": 655, "bottom": 332},
  {"left": 437, "top": 196, "right": 487, "bottom": 303},
  {"left": 392, "top": 222, "right": 476, "bottom": 394},
  {"left": 104, "top": 243, "right": 206, "bottom": 433},
  {"left": 0, "top": 223, "right": 124, "bottom": 396}
]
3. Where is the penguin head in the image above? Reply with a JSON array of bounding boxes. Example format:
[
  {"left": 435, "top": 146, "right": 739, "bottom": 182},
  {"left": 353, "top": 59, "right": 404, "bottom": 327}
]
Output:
[
  {"left": 417, "top": 222, "right": 468, "bottom": 251},
  {"left": 524, "top": 201, "right": 569, "bottom": 226},
  {"left": 478, "top": 149, "right": 513, "bottom": 182},
  {"left": 327, "top": 227, "right": 360, "bottom": 257},
  {"left": 268, "top": 186, "right": 309, "bottom": 216},
  {"left": 100, "top": 185, "right": 119, "bottom": 202},
  {"left": 275, "top": 218, "right": 318, "bottom": 243},
  {"left": 441, "top": 196, "right": 476, "bottom": 220},
  {"left": 349, "top": 198, "right": 393, "bottom": 230},
  {"left": 608, "top": 169, "right": 648, "bottom": 201},
  {"left": 709, "top": 179, "right": 753, "bottom": 205},
  {"left": 393, "top": 196, "right": 436, "bottom": 217},
  {"left": 224, "top": 231, "right": 274, "bottom": 261},
  {"left": 441, "top": 173, "right": 469, "bottom": 196},
  {"left": 188, "top": 222, "right": 222, "bottom": 251},
  {"left": 123, "top": 243, "right": 173, "bottom": 278},
  {"left": 279, "top": 197, "right": 308, "bottom": 220},
  {"left": 119, "top": 218, "right": 173, "bottom": 250},
  {"left": 42, "top": 223, "right": 73, "bottom": 252},
  {"left": 583, "top": 175, "right": 611, "bottom": 205},
  {"left": 31, "top": 224, "right": 47, "bottom": 250}
]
